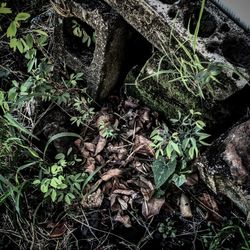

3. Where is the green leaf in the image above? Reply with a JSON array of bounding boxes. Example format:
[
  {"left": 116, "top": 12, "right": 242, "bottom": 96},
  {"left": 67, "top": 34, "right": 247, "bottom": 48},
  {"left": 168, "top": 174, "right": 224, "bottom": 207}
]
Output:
[
  {"left": 51, "top": 189, "right": 57, "bottom": 202},
  {"left": 16, "top": 40, "right": 24, "bottom": 53},
  {"left": 7, "top": 22, "right": 17, "bottom": 38},
  {"left": 198, "top": 132, "right": 210, "bottom": 141},
  {"left": 41, "top": 182, "right": 49, "bottom": 193},
  {"left": 25, "top": 34, "right": 33, "bottom": 48},
  {"left": 59, "top": 183, "right": 68, "bottom": 189},
  {"left": 15, "top": 12, "right": 30, "bottom": 21},
  {"left": 0, "top": 4, "right": 12, "bottom": 14},
  {"left": 57, "top": 193, "right": 64, "bottom": 202},
  {"left": 33, "top": 29, "right": 48, "bottom": 36},
  {"left": 32, "top": 179, "right": 41, "bottom": 185},
  {"left": 50, "top": 178, "right": 59, "bottom": 188},
  {"left": 64, "top": 194, "right": 72, "bottom": 205},
  {"left": 182, "top": 138, "right": 190, "bottom": 150},
  {"left": 9, "top": 38, "right": 18, "bottom": 51},
  {"left": 74, "top": 182, "right": 81, "bottom": 191},
  {"left": 67, "top": 193, "right": 75, "bottom": 199},
  {"left": 172, "top": 174, "right": 186, "bottom": 187},
  {"left": 152, "top": 157, "right": 176, "bottom": 189},
  {"left": 188, "top": 147, "right": 195, "bottom": 160},
  {"left": 152, "top": 135, "right": 163, "bottom": 142},
  {"left": 55, "top": 153, "right": 65, "bottom": 160},
  {"left": 27, "top": 57, "right": 37, "bottom": 72},
  {"left": 8, "top": 87, "right": 17, "bottom": 101},
  {"left": 170, "top": 141, "right": 181, "bottom": 156},
  {"left": 166, "top": 143, "right": 173, "bottom": 159},
  {"left": 4, "top": 113, "right": 39, "bottom": 140}
]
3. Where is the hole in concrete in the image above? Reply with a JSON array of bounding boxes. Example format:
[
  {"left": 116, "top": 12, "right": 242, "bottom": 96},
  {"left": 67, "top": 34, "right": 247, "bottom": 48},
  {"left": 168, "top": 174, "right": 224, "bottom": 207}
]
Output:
[
  {"left": 206, "top": 41, "right": 220, "bottom": 53},
  {"left": 63, "top": 17, "right": 96, "bottom": 66},
  {"left": 168, "top": 7, "right": 177, "bottom": 19},
  {"left": 221, "top": 36, "right": 250, "bottom": 68},
  {"left": 158, "top": 0, "right": 178, "bottom": 4},
  {"left": 220, "top": 23, "right": 230, "bottom": 33},
  {"left": 232, "top": 72, "right": 240, "bottom": 80},
  {"left": 183, "top": 8, "right": 217, "bottom": 38}
]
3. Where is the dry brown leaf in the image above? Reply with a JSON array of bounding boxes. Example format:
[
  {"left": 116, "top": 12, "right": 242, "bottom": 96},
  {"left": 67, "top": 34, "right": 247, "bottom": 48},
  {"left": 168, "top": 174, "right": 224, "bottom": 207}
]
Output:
[
  {"left": 49, "top": 222, "right": 67, "bottom": 238},
  {"left": 142, "top": 197, "right": 165, "bottom": 219},
  {"left": 114, "top": 212, "right": 132, "bottom": 228},
  {"left": 81, "top": 188, "right": 104, "bottom": 209},
  {"left": 118, "top": 197, "right": 128, "bottom": 210},
  {"left": 141, "top": 109, "right": 150, "bottom": 123},
  {"left": 117, "top": 148, "right": 128, "bottom": 160},
  {"left": 199, "top": 193, "right": 220, "bottom": 221},
  {"left": 95, "top": 136, "right": 107, "bottom": 155},
  {"left": 126, "top": 127, "right": 141, "bottom": 138},
  {"left": 74, "top": 139, "right": 81, "bottom": 148},
  {"left": 84, "top": 142, "right": 96, "bottom": 153},
  {"left": 180, "top": 193, "right": 193, "bottom": 218},
  {"left": 101, "top": 168, "right": 122, "bottom": 181},
  {"left": 134, "top": 135, "right": 154, "bottom": 156},
  {"left": 96, "top": 114, "right": 110, "bottom": 128},
  {"left": 110, "top": 194, "right": 120, "bottom": 211},
  {"left": 75, "top": 139, "right": 90, "bottom": 158},
  {"left": 113, "top": 189, "right": 135, "bottom": 196},
  {"left": 139, "top": 177, "right": 155, "bottom": 201},
  {"left": 95, "top": 154, "right": 105, "bottom": 165},
  {"left": 85, "top": 157, "right": 96, "bottom": 174},
  {"left": 124, "top": 99, "right": 138, "bottom": 109},
  {"left": 185, "top": 173, "right": 199, "bottom": 186},
  {"left": 132, "top": 161, "right": 149, "bottom": 174}
]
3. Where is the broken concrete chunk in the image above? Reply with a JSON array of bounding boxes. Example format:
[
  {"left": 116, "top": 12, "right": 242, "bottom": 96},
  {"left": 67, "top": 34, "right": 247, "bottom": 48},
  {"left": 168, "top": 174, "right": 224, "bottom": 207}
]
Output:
[
  {"left": 104, "top": 0, "right": 250, "bottom": 88},
  {"left": 53, "top": 0, "right": 129, "bottom": 101},
  {"left": 195, "top": 118, "right": 250, "bottom": 217}
]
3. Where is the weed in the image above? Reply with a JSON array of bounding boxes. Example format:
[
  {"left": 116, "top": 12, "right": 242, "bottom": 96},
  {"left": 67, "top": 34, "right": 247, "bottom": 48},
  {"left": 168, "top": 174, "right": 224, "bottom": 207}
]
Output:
[
  {"left": 72, "top": 19, "right": 96, "bottom": 47},
  {"left": 158, "top": 217, "right": 177, "bottom": 238},
  {"left": 200, "top": 220, "right": 250, "bottom": 250},
  {"left": 98, "top": 120, "right": 117, "bottom": 139},
  {"left": 33, "top": 151, "right": 87, "bottom": 205},
  {"left": 150, "top": 110, "right": 210, "bottom": 188},
  {"left": 70, "top": 96, "right": 95, "bottom": 127},
  {"left": 135, "top": 0, "right": 223, "bottom": 100}
]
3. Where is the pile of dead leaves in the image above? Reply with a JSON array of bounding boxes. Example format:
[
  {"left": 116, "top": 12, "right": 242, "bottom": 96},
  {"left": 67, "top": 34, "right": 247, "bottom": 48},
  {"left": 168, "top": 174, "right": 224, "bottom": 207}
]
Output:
[
  {"left": 72, "top": 97, "right": 223, "bottom": 229},
  {"left": 73, "top": 97, "right": 166, "bottom": 227}
]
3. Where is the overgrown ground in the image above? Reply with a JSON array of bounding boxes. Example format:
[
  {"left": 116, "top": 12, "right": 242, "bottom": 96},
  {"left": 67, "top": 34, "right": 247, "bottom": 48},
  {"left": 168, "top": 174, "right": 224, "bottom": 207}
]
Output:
[{"left": 0, "top": 1, "right": 250, "bottom": 250}]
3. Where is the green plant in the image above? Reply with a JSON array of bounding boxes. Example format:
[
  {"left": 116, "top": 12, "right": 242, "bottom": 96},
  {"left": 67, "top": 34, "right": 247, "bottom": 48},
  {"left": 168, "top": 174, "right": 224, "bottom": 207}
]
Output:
[
  {"left": 135, "top": 0, "right": 222, "bottom": 100},
  {"left": 200, "top": 220, "right": 250, "bottom": 250},
  {"left": 98, "top": 121, "right": 117, "bottom": 139},
  {"left": 70, "top": 96, "right": 95, "bottom": 127},
  {"left": 158, "top": 217, "right": 177, "bottom": 238},
  {"left": 150, "top": 110, "right": 210, "bottom": 188},
  {"left": 33, "top": 151, "right": 87, "bottom": 205},
  {"left": 72, "top": 20, "right": 96, "bottom": 47}
]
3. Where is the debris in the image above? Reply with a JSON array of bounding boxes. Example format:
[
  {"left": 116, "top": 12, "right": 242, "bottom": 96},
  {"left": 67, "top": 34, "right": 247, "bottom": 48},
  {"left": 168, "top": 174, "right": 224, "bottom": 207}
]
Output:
[
  {"left": 180, "top": 193, "right": 193, "bottom": 218},
  {"left": 101, "top": 168, "right": 123, "bottom": 181},
  {"left": 134, "top": 135, "right": 155, "bottom": 156},
  {"left": 49, "top": 222, "right": 68, "bottom": 238},
  {"left": 185, "top": 173, "right": 199, "bottom": 186},
  {"left": 81, "top": 188, "right": 104, "bottom": 208},
  {"left": 114, "top": 212, "right": 132, "bottom": 228},
  {"left": 85, "top": 157, "right": 96, "bottom": 174},
  {"left": 95, "top": 136, "right": 107, "bottom": 155},
  {"left": 142, "top": 197, "right": 165, "bottom": 219},
  {"left": 199, "top": 193, "right": 220, "bottom": 221}
]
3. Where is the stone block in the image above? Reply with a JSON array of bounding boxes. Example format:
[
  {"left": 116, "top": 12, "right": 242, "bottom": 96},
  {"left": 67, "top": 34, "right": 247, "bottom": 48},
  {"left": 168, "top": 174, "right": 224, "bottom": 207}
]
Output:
[
  {"left": 104, "top": 0, "right": 250, "bottom": 90},
  {"left": 52, "top": 0, "right": 129, "bottom": 101},
  {"left": 195, "top": 118, "right": 250, "bottom": 219},
  {"left": 105, "top": 0, "right": 250, "bottom": 128}
]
